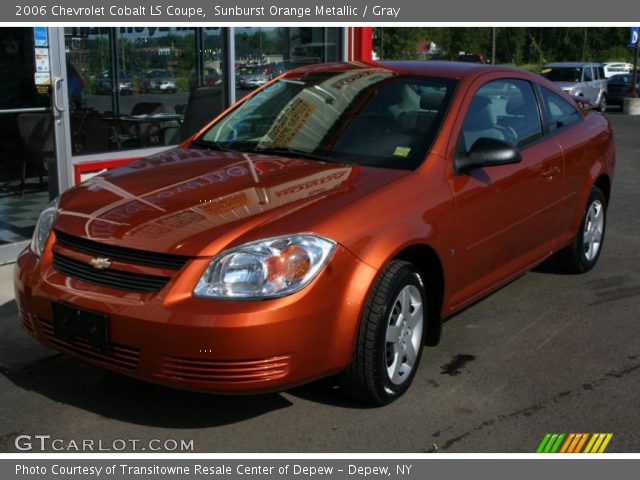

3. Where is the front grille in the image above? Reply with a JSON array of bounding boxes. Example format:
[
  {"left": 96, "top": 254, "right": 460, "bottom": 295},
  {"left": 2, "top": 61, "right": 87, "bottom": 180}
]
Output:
[
  {"left": 53, "top": 252, "right": 170, "bottom": 293},
  {"left": 55, "top": 230, "right": 189, "bottom": 270},
  {"left": 38, "top": 316, "right": 140, "bottom": 371},
  {"left": 158, "top": 354, "right": 292, "bottom": 384}
]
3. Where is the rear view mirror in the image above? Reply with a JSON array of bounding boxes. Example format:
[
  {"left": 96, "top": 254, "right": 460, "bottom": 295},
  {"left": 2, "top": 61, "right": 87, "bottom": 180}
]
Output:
[{"left": 454, "top": 137, "right": 522, "bottom": 174}]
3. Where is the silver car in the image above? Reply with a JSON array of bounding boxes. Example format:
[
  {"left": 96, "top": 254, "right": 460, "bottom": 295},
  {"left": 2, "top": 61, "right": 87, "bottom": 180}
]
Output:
[
  {"left": 236, "top": 65, "right": 270, "bottom": 89},
  {"left": 541, "top": 62, "right": 608, "bottom": 112}
]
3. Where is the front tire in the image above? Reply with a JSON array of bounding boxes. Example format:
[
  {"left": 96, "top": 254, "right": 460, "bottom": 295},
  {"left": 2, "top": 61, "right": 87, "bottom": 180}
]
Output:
[
  {"left": 553, "top": 185, "right": 607, "bottom": 273},
  {"left": 341, "top": 260, "right": 426, "bottom": 405}
]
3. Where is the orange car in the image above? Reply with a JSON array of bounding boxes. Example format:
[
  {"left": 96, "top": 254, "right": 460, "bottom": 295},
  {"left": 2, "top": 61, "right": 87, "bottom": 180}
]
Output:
[{"left": 15, "top": 61, "right": 615, "bottom": 404}]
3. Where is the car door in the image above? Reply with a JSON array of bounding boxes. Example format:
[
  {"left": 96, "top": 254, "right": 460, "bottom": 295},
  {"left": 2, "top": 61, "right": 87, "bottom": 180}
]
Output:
[
  {"left": 582, "top": 66, "right": 597, "bottom": 103},
  {"left": 446, "top": 76, "right": 564, "bottom": 309},
  {"left": 595, "top": 65, "right": 608, "bottom": 102},
  {"left": 537, "top": 86, "right": 596, "bottom": 244}
]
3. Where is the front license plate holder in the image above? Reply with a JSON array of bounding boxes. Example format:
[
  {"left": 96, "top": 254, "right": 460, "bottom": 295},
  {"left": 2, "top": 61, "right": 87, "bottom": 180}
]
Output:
[{"left": 53, "top": 303, "right": 109, "bottom": 353}]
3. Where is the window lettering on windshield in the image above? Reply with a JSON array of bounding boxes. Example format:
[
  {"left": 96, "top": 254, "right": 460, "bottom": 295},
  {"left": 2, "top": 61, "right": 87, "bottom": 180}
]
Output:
[
  {"left": 267, "top": 98, "right": 316, "bottom": 146},
  {"left": 330, "top": 70, "right": 379, "bottom": 90}
]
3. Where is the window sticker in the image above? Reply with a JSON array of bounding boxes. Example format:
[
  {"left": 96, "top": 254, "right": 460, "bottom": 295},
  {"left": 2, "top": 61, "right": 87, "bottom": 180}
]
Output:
[{"left": 393, "top": 146, "right": 411, "bottom": 157}]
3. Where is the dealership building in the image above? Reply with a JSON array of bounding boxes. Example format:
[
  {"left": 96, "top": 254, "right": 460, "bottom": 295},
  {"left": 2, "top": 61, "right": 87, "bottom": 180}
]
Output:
[{"left": 0, "top": 26, "right": 373, "bottom": 262}]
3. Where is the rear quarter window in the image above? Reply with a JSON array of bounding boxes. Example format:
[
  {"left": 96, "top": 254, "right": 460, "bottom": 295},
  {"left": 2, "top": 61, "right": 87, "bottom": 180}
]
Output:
[{"left": 540, "top": 87, "right": 581, "bottom": 132}]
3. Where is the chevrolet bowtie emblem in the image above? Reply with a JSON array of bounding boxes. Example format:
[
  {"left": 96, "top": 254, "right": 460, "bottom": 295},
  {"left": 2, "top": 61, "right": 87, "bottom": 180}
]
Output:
[{"left": 89, "top": 257, "right": 112, "bottom": 270}]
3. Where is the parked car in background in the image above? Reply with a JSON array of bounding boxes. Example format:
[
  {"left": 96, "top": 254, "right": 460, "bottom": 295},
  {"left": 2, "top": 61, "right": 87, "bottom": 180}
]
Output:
[
  {"left": 17, "top": 62, "right": 615, "bottom": 405},
  {"left": 458, "top": 52, "right": 490, "bottom": 64},
  {"left": 236, "top": 64, "right": 270, "bottom": 89},
  {"left": 602, "top": 62, "right": 634, "bottom": 78},
  {"left": 96, "top": 70, "right": 134, "bottom": 95},
  {"left": 266, "top": 62, "right": 286, "bottom": 79},
  {"left": 202, "top": 68, "right": 222, "bottom": 86},
  {"left": 141, "top": 69, "right": 177, "bottom": 94},
  {"left": 188, "top": 67, "right": 222, "bottom": 90},
  {"left": 267, "top": 61, "right": 314, "bottom": 79},
  {"left": 541, "top": 62, "right": 608, "bottom": 112},
  {"left": 607, "top": 73, "right": 640, "bottom": 106}
]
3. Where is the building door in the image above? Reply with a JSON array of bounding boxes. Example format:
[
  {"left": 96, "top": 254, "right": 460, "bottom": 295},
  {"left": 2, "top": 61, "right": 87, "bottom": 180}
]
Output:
[{"left": 0, "top": 28, "right": 73, "bottom": 264}]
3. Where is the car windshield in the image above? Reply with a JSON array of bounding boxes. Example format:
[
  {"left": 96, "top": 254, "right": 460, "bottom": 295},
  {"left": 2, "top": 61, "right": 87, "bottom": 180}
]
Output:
[
  {"left": 197, "top": 70, "right": 457, "bottom": 170},
  {"left": 542, "top": 67, "right": 583, "bottom": 83}
]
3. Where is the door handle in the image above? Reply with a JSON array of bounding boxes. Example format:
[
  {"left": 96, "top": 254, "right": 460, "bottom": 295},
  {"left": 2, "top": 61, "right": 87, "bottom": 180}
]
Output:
[
  {"left": 542, "top": 166, "right": 560, "bottom": 178},
  {"left": 52, "top": 77, "right": 65, "bottom": 113}
]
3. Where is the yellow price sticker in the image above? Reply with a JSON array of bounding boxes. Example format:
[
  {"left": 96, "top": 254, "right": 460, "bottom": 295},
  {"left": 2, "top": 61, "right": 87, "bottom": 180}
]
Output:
[{"left": 393, "top": 146, "right": 411, "bottom": 157}]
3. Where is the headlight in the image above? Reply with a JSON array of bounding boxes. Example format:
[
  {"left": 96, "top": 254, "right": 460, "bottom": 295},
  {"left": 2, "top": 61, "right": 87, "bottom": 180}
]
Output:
[
  {"left": 30, "top": 198, "right": 59, "bottom": 257},
  {"left": 193, "top": 234, "right": 336, "bottom": 299}
]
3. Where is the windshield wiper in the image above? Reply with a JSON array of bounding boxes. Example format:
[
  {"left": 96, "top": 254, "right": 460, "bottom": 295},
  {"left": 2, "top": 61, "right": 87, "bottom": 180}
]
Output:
[{"left": 254, "top": 146, "right": 340, "bottom": 163}]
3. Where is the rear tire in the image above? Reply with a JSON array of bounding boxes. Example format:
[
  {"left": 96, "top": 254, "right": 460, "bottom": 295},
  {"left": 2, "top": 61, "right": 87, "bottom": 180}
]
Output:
[
  {"left": 598, "top": 94, "right": 607, "bottom": 113},
  {"left": 341, "top": 260, "right": 426, "bottom": 405},
  {"left": 553, "top": 186, "right": 607, "bottom": 273}
]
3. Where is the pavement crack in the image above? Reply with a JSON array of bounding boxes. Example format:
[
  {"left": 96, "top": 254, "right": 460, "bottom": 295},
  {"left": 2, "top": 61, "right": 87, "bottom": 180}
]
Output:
[{"left": 439, "top": 356, "right": 640, "bottom": 451}]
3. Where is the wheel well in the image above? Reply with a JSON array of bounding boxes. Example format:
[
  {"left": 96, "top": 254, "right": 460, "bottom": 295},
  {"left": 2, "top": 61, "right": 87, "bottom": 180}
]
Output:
[
  {"left": 394, "top": 244, "right": 444, "bottom": 346},
  {"left": 595, "top": 174, "right": 611, "bottom": 204}
]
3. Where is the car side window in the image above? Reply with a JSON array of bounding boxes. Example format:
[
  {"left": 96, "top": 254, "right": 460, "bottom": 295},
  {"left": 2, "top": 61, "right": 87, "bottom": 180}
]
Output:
[
  {"left": 598, "top": 67, "right": 605, "bottom": 80},
  {"left": 461, "top": 79, "right": 543, "bottom": 152},
  {"left": 584, "top": 67, "right": 594, "bottom": 82},
  {"left": 539, "top": 87, "right": 581, "bottom": 132}
]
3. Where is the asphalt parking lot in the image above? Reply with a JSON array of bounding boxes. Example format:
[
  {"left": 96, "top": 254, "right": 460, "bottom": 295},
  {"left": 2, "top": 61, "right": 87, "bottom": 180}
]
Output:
[{"left": 0, "top": 113, "right": 638, "bottom": 453}]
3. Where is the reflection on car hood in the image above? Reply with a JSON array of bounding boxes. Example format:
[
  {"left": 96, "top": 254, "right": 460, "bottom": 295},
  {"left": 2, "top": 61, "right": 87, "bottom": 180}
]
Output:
[{"left": 55, "top": 148, "right": 407, "bottom": 257}]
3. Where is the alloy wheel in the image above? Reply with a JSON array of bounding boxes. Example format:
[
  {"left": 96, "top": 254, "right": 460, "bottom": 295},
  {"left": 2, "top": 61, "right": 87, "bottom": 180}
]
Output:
[{"left": 385, "top": 284, "right": 424, "bottom": 385}]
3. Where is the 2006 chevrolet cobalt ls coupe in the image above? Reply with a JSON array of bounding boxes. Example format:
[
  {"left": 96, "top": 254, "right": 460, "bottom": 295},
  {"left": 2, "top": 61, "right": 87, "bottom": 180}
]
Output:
[{"left": 15, "top": 61, "right": 615, "bottom": 404}]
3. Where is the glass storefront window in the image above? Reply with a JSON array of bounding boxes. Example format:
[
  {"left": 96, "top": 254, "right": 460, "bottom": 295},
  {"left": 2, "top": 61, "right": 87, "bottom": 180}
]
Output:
[
  {"left": 0, "top": 28, "right": 51, "bottom": 110},
  {"left": 65, "top": 27, "right": 226, "bottom": 156},
  {"left": 65, "top": 28, "right": 111, "bottom": 155},
  {"left": 181, "top": 28, "right": 225, "bottom": 139},
  {"left": 64, "top": 27, "right": 343, "bottom": 157},
  {"left": 115, "top": 27, "right": 197, "bottom": 149}
]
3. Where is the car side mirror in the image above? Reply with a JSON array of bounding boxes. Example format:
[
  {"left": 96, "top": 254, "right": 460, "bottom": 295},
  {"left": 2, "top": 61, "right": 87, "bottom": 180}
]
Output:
[{"left": 454, "top": 137, "right": 522, "bottom": 174}]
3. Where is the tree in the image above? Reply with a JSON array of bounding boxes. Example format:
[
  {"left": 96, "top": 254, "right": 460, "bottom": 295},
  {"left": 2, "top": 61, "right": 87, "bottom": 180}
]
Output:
[{"left": 373, "top": 27, "right": 635, "bottom": 65}]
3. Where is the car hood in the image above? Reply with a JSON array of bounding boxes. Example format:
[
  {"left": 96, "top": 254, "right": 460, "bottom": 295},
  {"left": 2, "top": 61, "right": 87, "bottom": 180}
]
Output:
[{"left": 55, "top": 148, "right": 407, "bottom": 257}]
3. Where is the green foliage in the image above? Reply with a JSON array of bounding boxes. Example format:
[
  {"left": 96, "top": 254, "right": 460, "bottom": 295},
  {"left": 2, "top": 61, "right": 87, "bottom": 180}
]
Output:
[
  {"left": 374, "top": 27, "right": 636, "bottom": 66},
  {"left": 373, "top": 28, "right": 425, "bottom": 60},
  {"left": 176, "top": 77, "right": 189, "bottom": 92},
  {"left": 515, "top": 64, "right": 542, "bottom": 73}
]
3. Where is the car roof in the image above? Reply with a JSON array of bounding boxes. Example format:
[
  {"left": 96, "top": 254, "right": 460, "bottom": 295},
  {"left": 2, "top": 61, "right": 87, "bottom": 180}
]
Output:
[
  {"left": 544, "top": 62, "right": 603, "bottom": 67},
  {"left": 288, "top": 60, "right": 528, "bottom": 80}
]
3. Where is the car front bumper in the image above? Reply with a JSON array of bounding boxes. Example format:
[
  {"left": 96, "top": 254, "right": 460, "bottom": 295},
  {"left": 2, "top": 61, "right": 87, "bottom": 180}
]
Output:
[{"left": 14, "top": 241, "right": 377, "bottom": 394}]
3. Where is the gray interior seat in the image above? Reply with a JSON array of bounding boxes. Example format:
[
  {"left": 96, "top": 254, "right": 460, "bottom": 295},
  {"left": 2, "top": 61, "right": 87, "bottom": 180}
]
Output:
[{"left": 462, "top": 96, "right": 516, "bottom": 150}]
